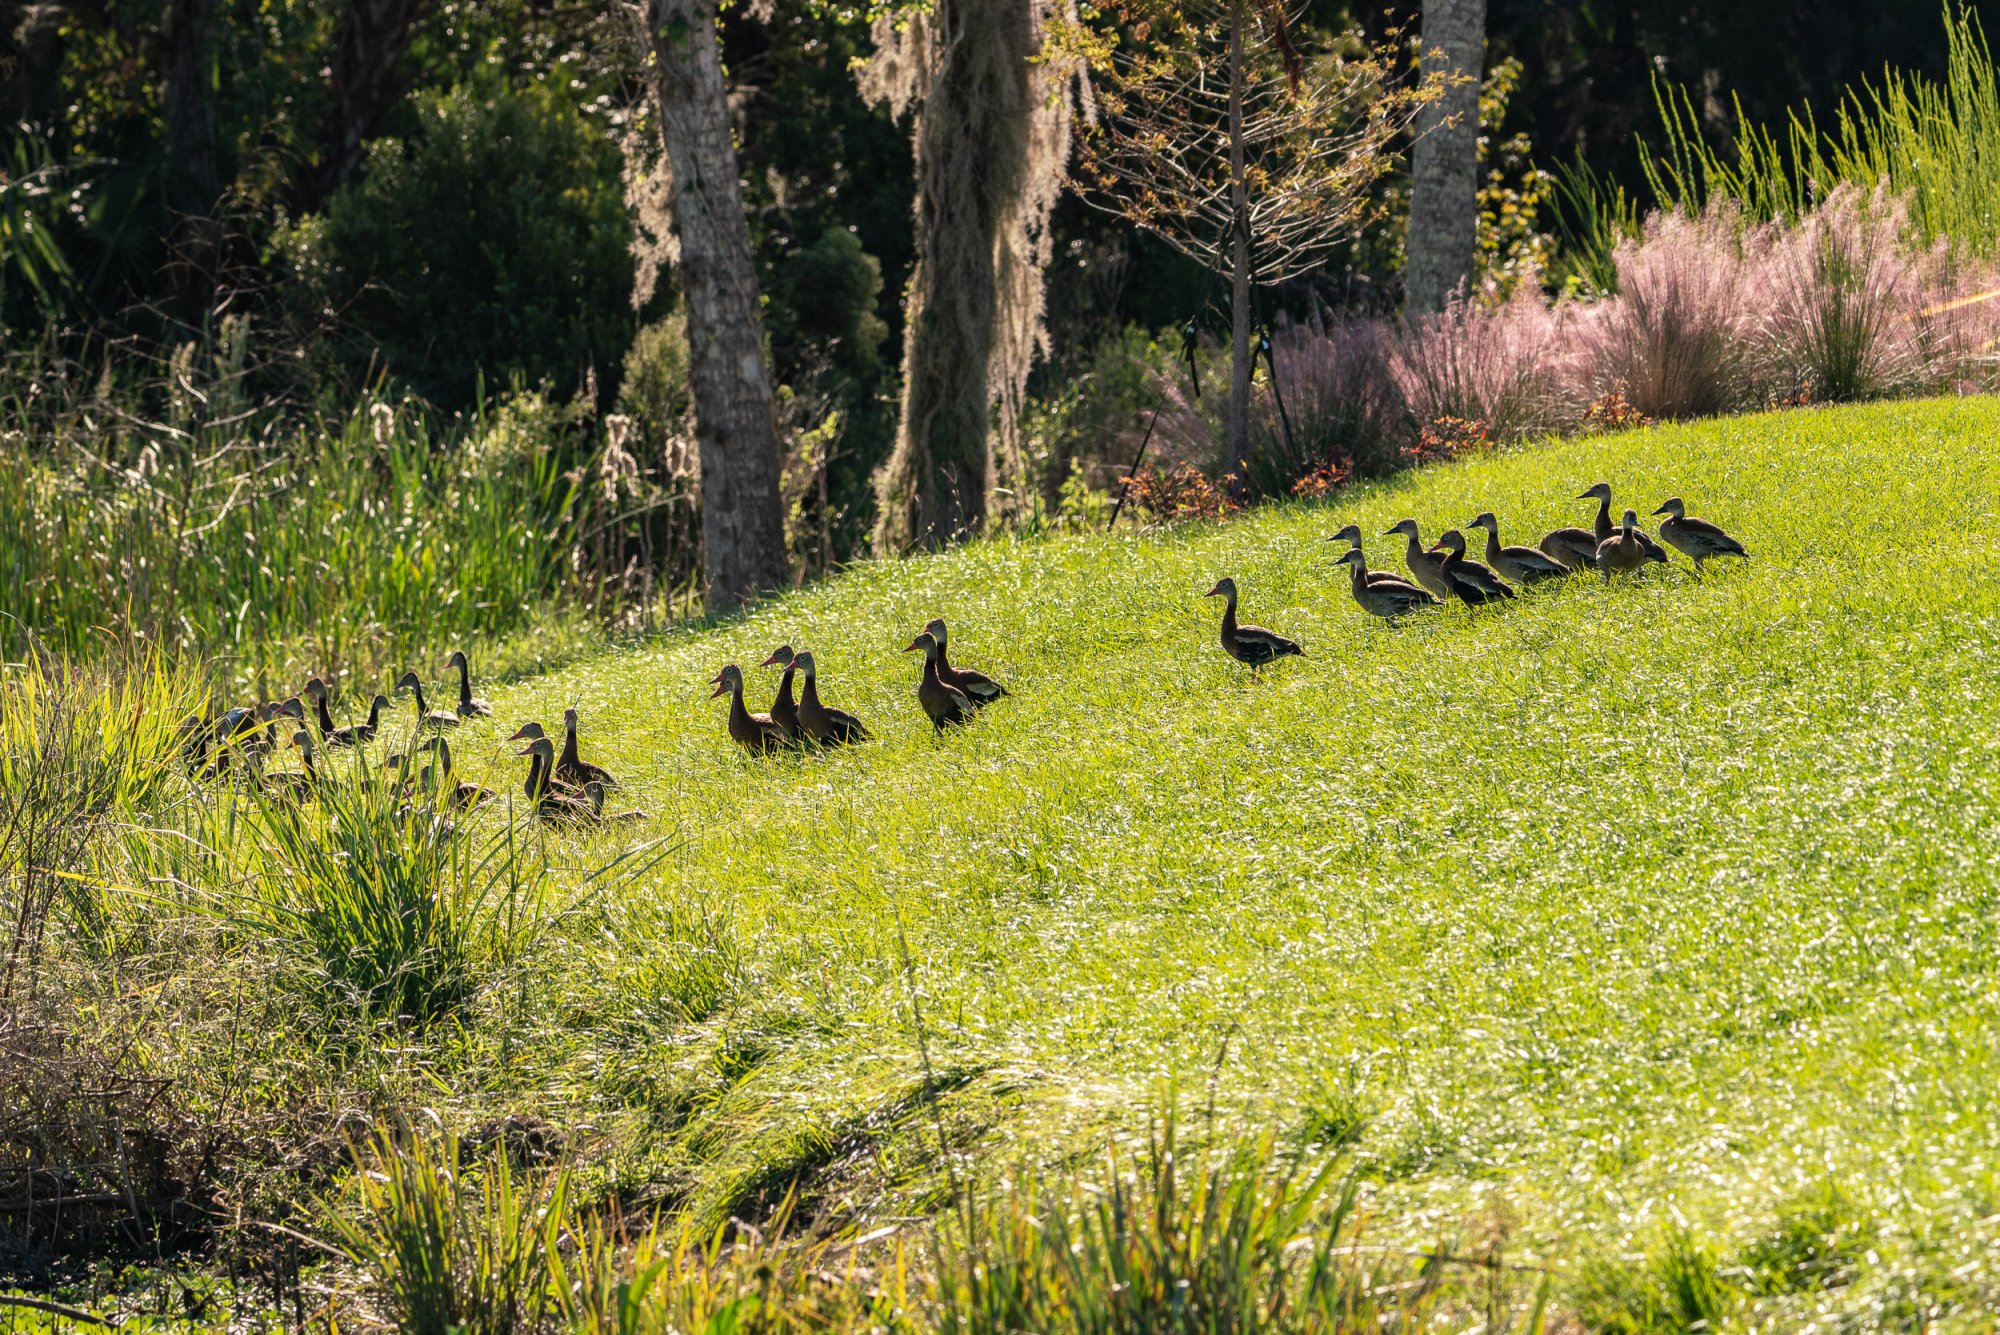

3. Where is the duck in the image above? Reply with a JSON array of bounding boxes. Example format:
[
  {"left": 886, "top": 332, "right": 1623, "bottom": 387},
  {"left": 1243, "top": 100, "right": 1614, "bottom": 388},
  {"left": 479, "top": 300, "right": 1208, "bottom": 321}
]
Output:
[
  {"left": 1579, "top": 482, "right": 1667, "bottom": 564},
  {"left": 418, "top": 737, "right": 497, "bottom": 811},
  {"left": 584, "top": 781, "right": 647, "bottom": 825},
  {"left": 1326, "top": 524, "right": 1424, "bottom": 589},
  {"left": 327, "top": 693, "right": 390, "bottom": 749},
  {"left": 1466, "top": 512, "right": 1570, "bottom": 585},
  {"left": 1382, "top": 519, "right": 1454, "bottom": 600},
  {"left": 1651, "top": 497, "right": 1748, "bottom": 575},
  {"left": 304, "top": 677, "right": 339, "bottom": 740},
  {"left": 794, "top": 650, "right": 870, "bottom": 745},
  {"left": 174, "top": 711, "right": 212, "bottom": 775},
  {"left": 516, "top": 737, "right": 599, "bottom": 823},
  {"left": 261, "top": 729, "right": 323, "bottom": 806},
  {"left": 504, "top": 723, "right": 582, "bottom": 800},
  {"left": 1433, "top": 530, "right": 1517, "bottom": 606},
  {"left": 394, "top": 671, "right": 459, "bottom": 730},
  {"left": 760, "top": 645, "right": 804, "bottom": 743},
  {"left": 1595, "top": 509, "right": 1650, "bottom": 578},
  {"left": 1204, "top": 577, "right": 1304, "bottom": 668},
  {"left": 904, "top": 632, "right": 976, "bottom": 732},
  {"left": 444, "top": 650, "right": 492, "bottom": 718},
  {"left": 924, "top": 619, "right": 1008, "bottom": 706},
  {"left": 710, "top": 665, "right": 789, "bottom": 754},
  {"left": 1335, "top": 548, "right": 1436, "bottom": 620},
  {"left": 556, "top": 708, "right": 618, "bottom": 788}
]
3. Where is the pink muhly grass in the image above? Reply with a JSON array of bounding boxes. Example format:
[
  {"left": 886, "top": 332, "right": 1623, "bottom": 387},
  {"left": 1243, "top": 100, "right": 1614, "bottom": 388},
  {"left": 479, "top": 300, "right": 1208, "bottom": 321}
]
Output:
[{"left": 1391, "top": 284, "right": 1579, "bottom": 443}]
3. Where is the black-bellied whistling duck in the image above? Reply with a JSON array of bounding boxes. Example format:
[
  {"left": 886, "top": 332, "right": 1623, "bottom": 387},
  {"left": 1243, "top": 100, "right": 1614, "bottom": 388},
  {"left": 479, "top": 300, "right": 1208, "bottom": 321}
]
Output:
[
  {"left": 556, "top": 707, "right": 617, "bottom": 787},
  {"left": 904, "top": 632, "right": 975, "bottom": 733},
  {"left": 1596, "top": 508, "right": 1650, "bottom": 578},
  {"left": 584, "top": 780, "right": 647, "bottom": 825},
  {"left": 1651, "top": 497, "right": 1748, "bottom": 576},
  {"left": 504, "top": 722, "right": 580, "bottom": 800},
  {"left": 395, "top": 671, "right": 459, "bottom": 730},
  {"left": 1383, "top": 519, "right": 1454, "bottom": 600},
  {"left": 304, "top": 677, "right": 338, "bottom": 740},
  {"left": 516, "top": 737, "right": 598, "bottom": 823},
  {"left": 924, "top": 619, "right": 1008, "bottom": 705},
  {"left": 1204, "top": 577, "right": 1303, "bottom": 669},
  {"left": 1335, "top": 548, "right": 1436, "bottom": 620},
  {"left": 710, "top": 665, "right": 789, "bottom": 754},
  {"left": 262, "top": 730, "right": 323, "bottom": 806},
  {"left": 1433, "top": 530, "right": 1517, "bottom": 606},
  {"left": 794, "top": 650, "right": 870, "bottom": 745},
  {"left": 1465, "top": 512, "right": 1570, "bottom": 585},
  {"left": 1326, "top": 524, "right": 1422, "bottom": 589},
  {"left": 419, "top": 737, "right": 497, "bottom": 811},
  {"left": 1580, "top": 482, "right": 1667, "bottom": 564},
  {"left": 328, "top": 693, "right": 390, "bottom": 749},
  {"left": 444, "top": 651, "right": 492, "bottom": 718},
  {"left": 760, "top": 645, "right": 804, "bottom": 743}
]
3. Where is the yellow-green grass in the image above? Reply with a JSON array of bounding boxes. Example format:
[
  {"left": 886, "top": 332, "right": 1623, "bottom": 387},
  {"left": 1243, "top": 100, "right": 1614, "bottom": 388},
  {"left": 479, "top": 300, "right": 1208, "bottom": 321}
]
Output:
[{"left": 187, "top": 397, "right": 2000, "bottom": 1306}]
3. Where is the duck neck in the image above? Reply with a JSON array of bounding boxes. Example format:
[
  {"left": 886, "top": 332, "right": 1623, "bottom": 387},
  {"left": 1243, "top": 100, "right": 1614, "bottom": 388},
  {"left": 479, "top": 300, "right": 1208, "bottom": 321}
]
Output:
[
  {"left": 410, "top": 682, "right": 428, "bottom": 715},
  {"left": 365, "top": 696, "right": 385, "bottom": 730},
  {"left": 728, "top": 681, "right": 755, "bottom": 730},
  {"left": 800, "top": 670, "right": 822, "bottom": 712},
  {"left": 301, "top": 743, "right": 317, "bottom": 780},
  {"left": 1403, "top": 530, "right": 1427, "bottom": 567},
  {"left": 314, "top": 693, "right": 335, "bottom": 734},
  {"left": 1482, "top": 526, "right": 1504, "bottom": 566},
  {"left": 776, "top": 665, "right": 797, "bottom": 708},
  {"left": 1219, "top": 592, "right": 1238, "bottom": 637},
  {"left": 454, "top": 660, "right": 473, "bottom": 709},
  {"left": 1347, "top": 561, "right": 1370, "bottom": 596},
  {"left": 561, "top": 719, "right": 581, "bottom": 767},
  {"left": 1593, "top": 495, "right": 1612, "bottom": 541},
  {"left": 934, "top": 636, "right": 953, "bottom": 676},
  {"left": 524, "top": 749, "right": 546, "bottom": 799}
]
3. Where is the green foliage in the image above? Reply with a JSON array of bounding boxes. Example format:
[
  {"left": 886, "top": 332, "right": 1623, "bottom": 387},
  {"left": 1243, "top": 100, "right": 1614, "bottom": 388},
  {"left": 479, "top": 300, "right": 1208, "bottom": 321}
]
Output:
[
  {"left": 302, "top": 83, "right": 634, "bottom": 408},
  {"left": 770, "top": 227, "right": 890, "bottom": 385}
]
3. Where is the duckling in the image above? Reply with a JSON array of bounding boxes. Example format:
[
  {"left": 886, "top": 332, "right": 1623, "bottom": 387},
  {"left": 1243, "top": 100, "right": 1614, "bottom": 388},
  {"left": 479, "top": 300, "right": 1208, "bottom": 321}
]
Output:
[
  {"left": 1595, "top": 509, "right": 1650, "bottom": 578},
  {"left": 395, "top": 671, "right": 459, "bottom": 731},
  {"left": 760, "top": 645, "right": 804, "bottom": 743},
  {"left": 1651, "top": 497, "right": 1748, "bottom": 576},
  {"left": 557, "top": 708, "right": 618, "bottom": 788},
  {"left": 794, "top": 650, "right": 870, "bottom": 745},
  {"left": 516, "top": 737, "right": 599, "bottom": 823},
  {"left": 1204, "top": 577, "right": 1304, "bottom": 669},
  {"left": 444, "top": 651, "right": 492, "bottom": 718},
  {"left": 904, "top": 632, "right": 976, "bottom": 733},
  {"left": 304, "top": 677, "right": 339, "bottom": 740},
  {"left": 418, "top": 737, "right": 497, "bottom": 811},
  {"left": 1579, "top": 482, "right": 1667, "bottom": 564},
  {"left": 1466, "top": 512, "right": 1570, "bottom": 584},
  {"left": 584, "top": 780, "right": 648, "bottom": 825},
  {"left": 710, "top": 665, "right": 789, "bottom": 754},
  {"left": 1433, "top": 530, "right": 1517, "bottom": 606},
  {"left": 328, "top": 693, "right": 391, "bottom": 749},
  {"left": 1326, "top": 524, "right": 1424, "bottom": 589},
  {"left": 1335, "top": 548, "right": 1436, "bottom": 620},
  {"left": 925, "top": 619, "right": 1008, "bottom": 705},
  {"left": 1382, "top": 519, "right": 1454, "bottom": 600}
]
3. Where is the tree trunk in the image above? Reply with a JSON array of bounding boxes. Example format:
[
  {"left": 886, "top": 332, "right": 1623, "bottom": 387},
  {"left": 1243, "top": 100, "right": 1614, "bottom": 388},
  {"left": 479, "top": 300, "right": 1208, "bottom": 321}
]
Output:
[
  {"left": 162, "top": 0, "right": 217, "bottom": 217},
  {"left": 309, "top": 0, "right": 427, "bottom": 207},
  {"left": 1226, "top": 0, "right": 1251, "bottom": 491},
  {"left": 867, "top": 0, "right": 1073, "bottom": 551},
  {"left": 1405, "top": 0, "right": 1484, "bottom": 313},
  {"left": 649, "top": 0, "right": 790, "bottom": 606}
]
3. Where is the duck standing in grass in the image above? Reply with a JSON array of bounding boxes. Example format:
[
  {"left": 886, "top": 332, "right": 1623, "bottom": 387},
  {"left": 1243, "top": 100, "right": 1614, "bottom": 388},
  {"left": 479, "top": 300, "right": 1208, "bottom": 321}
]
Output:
[
  {"left": 395, "top": 670, "right": 459, "bottom": 731},
  {"left": 1580, "top": 482, "right": 1667, "bottom": 564},
  {"left": 760, "top": 645, "right": 804, "bottom": 743},
  {"left": 1204, "top": 577, "right": 1303, "bottom": 669},
  {"left": 445, "top": 650, "right": 492, "bottom": 718},
  {"left": 710, "top": 665, "right": 789, "bottom": 754},
  {"left": 507, "top": 722, "right": 577, "bottom": 799},
  {"left": 327, "top": 692, "right": 390, "bottom": 749},
  {"left": 1651, "top": 497, "right": 1748, "bottom": 576},
  {"left": 1382, "top": 519, "right": 1454, "bottom": 601},
  {"left": 557, "top": 707, "right": 618, "bottom": 788},
  {"left": 1596, "top": 509, "right": 1650, "bottom": 578},
  {"left": 794, "top": 650, "right": 870, "bottom": 745},
  {"left": 304, "top": 677, "right": 339, "bottom": 741},
  {"left": 1335, "top": 548, "right": 1436, "bottom": 621},
  {"left": 516, "top": 737, "right": 600, "bottom": 823},
  {"left": 1466, "top": 512, "right": 1570, "bottom": 585},
  {"left": 925, "top": 618, "right": 1008, "bottom": 706},
  {"left": 904, "top": 631, "right": 975, "bottom": 733},
  {"left": 1326, "top": 525, "right": 1427, "bottom": 590},
  {"left": 1433, "top": 531, "right": 1516, "bottom": 606}
]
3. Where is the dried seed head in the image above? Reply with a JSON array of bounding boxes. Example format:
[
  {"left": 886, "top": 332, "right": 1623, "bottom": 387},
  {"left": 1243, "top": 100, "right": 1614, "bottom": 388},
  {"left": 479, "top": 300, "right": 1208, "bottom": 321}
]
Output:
[{"left": 370, "top": 401, "right": 395, "bottom": 449}]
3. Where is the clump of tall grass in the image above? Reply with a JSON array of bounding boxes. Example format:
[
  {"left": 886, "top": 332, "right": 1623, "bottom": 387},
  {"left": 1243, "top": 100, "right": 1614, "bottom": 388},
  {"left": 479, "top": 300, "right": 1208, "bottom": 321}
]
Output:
[{"left": 1392, "top": 286, "right": 1575, "bottom": 444}]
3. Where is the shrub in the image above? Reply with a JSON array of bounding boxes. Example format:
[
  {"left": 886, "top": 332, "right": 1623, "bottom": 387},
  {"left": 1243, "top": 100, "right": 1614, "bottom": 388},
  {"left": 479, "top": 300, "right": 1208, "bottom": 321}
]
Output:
[
  {"left": 303, "top": 83, "right": 633, "bottom": 409},
  {"left": 1125, "top": 462, "right": 1236, "bottom": 524},
  {"left": 1391, "top": 286, "right": 1573, "bottom": 442}
]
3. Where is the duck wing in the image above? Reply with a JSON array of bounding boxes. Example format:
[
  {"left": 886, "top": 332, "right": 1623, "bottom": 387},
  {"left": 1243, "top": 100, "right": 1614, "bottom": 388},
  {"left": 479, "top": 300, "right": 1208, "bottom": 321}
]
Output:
[
  {"left": 945, "top": 665, "right": 1008, "bottom": 704},
  {"left": 822, "top": 707, "right": 871, "bottom": 743},
  {"left": 1670, "top": 515, "right": 1747, "bottom": 557},
  {"left": 1233, "top": 624, "right": 1304, "bottom": 661}
]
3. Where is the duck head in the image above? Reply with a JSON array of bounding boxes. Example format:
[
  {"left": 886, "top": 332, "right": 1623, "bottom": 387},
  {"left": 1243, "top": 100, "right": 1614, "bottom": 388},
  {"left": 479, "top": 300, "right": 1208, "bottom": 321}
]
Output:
[
  {"left": 923, "top": 618, "right": 950, "bottom": 647},
  {"left": 1203, "top": 577, "right": 1237, "bottom": 600},
  {"left": 1384, "top": 518, "right": 1421, "bottom": 540},
  {"left": 1577, "top": 481, "right": 1613, "bottom": 503},
  {"left": 288, "top": 729, "right": 311, "bottom": 751},
  {"left": 794, "top": 649, "right": 818, "bottom": 678},
  {"left": 1621, "top": 508, "right": 1640, "bottom": 530},
  {"left": 517, "top": 736, "right": 557, "bottom": 763},
  {"left": 506, "top": 721, "right": 546, "bottom": 744},
  {"left": 421, "top": 735, "right": 454, "bottom": 771},
  {"left": 709, "top": 665, "right": 744, "bottom": 699},
  {"left": 304, "top": 676, "right": 329, "bottom": 701},
  {"left": 1326, "top": 523, "right": 1365, "bottom": 547},
  {"left": 275, "top": 697, "right": 306, "bottom": 721},
  {"left": 367, "top": 692, "right": 391, "bottom": 714},
  {"left": 394, "top": 670, "right": 423, "bottom": 694},
  {"left": 1334, "top": 548, "right": 1368, "bottom": 572},
  {"left": 1435, "top": 529, "right": 1468, "bottom": 555},
  {"left": 1466, "top": 511, "right": 1498, "bottom": 534},
  {"left": 760, "top": 644, "right": 796, "bottom": 669},
  {"left": 445, "top": 650, "right": 469, "bottom": 671},
  {"left": 902, "top": 632, "right": 939, "bottom": 660},
  {"left": 563, "top": 707, "right": 580, "bottom": 730},
  {"left": 1651, "top": 496, "right": 1686, "bottom": 519}
]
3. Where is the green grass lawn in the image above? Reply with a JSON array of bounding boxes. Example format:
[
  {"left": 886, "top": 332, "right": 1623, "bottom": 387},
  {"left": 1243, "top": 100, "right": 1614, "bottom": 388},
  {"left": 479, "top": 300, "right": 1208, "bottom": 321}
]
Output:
[{"left": 78, "top": 396, "right": 2000, "bottom": 1320}]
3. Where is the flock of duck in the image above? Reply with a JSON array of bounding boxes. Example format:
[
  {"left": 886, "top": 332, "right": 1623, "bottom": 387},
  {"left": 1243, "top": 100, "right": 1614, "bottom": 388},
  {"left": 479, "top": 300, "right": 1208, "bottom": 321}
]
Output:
[{"left": 174, "top": 482, "right": 1745, "bottom": 814}]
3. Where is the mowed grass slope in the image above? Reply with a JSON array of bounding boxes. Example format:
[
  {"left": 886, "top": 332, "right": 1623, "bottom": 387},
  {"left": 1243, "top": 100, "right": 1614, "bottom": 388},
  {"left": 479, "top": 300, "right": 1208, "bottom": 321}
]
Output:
[{"left": 424, "top": 397, "right": 2000, "bottom": 1292}]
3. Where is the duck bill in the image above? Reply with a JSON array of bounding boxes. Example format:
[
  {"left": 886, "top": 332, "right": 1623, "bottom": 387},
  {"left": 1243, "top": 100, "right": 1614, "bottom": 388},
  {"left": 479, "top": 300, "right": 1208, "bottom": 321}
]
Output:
[
  {"left": 1202, "top": 584, "right": 1224, "bottom": 598},
  {"left": 708, "top": 679, "right": 729, "bottom": 699},
  {"left": 901, "top": 640, "right": 923, "bottom": 653},
  {"left": 505, "top": 725, "right": 532, "bottom": 742},
  {"left": 1650, "top": 503, "right": 1671, "bottom": 517},
  {"left": 759, "top": 651, "right": 785, "bottom": 667}
]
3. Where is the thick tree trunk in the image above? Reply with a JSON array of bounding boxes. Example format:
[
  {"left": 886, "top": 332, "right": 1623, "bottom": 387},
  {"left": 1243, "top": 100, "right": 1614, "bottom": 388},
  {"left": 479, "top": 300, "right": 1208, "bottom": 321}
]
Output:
[
  {"left": 1405, "top": 0, "right": 1484, "bottom": 313},
  {"left": 1226, "top": 0, "right": 1251, "bottom": 491},
  {"left": 162, "top": 0, "right": 217, "bottom": 217},
  {"left": 309, "top": 0, "right": 426, "bottom": 207},
  {"left": 649, "top": 0, "right": 790, "bottom": 605},
  {"left": 869, "top": 0, "right": 1066, "bottom": 551}
]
